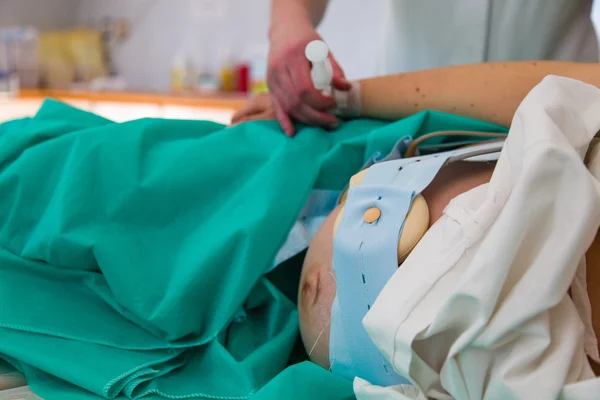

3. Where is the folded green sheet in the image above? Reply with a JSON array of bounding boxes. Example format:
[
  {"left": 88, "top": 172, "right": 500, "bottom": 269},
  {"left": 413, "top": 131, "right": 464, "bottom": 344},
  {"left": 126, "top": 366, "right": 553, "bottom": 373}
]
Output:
[{"left": 0, "top": 100, "right": 505, "bottom": 399}]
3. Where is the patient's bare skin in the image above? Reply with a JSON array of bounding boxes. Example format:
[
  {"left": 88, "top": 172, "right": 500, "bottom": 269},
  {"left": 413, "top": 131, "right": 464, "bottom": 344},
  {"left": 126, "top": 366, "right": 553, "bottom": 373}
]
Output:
[
  {"left": 298, "top": 160, "right": 497, "bottom": 369},
  {"left": 231, "top": 94, "right": 276, "bottom": 126},
  {"left": 299, "top": 159, "right": 600, "bottom": 375}
]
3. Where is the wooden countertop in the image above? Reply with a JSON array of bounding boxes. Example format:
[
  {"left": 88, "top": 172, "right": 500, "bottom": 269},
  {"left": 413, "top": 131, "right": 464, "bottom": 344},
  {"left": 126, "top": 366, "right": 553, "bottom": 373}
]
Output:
[{"left": 17, "top": 89, "right": 249, "bottom": 110}]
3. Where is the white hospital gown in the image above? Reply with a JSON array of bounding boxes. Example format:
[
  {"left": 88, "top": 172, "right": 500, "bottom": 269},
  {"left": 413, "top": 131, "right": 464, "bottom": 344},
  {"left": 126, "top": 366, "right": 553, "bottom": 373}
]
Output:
[{"left": 357, "top": 76, "right": 600, "bottom": 399}]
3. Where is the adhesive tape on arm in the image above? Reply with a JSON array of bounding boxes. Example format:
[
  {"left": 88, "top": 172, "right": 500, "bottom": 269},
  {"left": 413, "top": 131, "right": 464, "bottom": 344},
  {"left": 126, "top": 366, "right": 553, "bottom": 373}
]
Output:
[{"left": 332, "top": 81, "right": 361, "bottom": 118}]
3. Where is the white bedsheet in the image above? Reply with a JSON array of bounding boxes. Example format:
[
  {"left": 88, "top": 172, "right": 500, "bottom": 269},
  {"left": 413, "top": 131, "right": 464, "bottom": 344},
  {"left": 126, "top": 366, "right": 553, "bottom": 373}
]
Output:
[{"left": 356, "top": 76, "right": 600, "bottom": 399}]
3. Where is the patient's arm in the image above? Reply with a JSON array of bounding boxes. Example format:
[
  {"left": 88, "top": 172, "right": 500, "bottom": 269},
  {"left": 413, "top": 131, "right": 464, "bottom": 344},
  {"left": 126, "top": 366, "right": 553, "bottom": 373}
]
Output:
[
  {"left": 359, "top": 61, "right": 600, "bottom": 127},
  {"left": 231, "top": 62, "right": 600, "bottom": 128}
]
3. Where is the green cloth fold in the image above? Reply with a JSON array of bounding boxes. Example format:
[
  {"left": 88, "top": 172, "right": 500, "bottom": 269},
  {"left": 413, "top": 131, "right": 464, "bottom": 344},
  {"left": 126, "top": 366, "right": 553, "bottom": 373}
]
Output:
[{"left": 0, "top": 100, "right": 505, "bottom": 399}]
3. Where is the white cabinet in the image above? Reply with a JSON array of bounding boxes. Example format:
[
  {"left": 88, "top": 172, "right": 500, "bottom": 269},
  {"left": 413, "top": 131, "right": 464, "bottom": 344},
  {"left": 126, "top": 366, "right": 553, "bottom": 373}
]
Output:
[
  {"left": 0, "top": 99, "right": 43, "bottom": 121},
  {"left": 163, "top": 105, "right": 232, "bottom": 125},
  {"left": 92, "top": 102, "right": 163, "bottom": 122},
  {"left": 61, "top": 99, "right": 93, "bottom": 112},
  {"left": 0, "top": 98, "right": 236, "bottom": 125}
]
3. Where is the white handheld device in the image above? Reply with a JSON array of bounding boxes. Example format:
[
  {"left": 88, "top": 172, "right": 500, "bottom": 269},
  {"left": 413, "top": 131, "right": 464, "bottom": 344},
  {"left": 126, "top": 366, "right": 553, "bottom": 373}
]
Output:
[{"left": 305, "top": 40, "right": 333, "bottom": 92}]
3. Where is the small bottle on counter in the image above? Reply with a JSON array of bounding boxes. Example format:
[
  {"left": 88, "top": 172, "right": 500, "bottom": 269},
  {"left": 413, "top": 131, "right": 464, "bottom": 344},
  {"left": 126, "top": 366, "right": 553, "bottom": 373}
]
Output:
[
  {"left": 0, "top": 71, "right": 19, "bottom": 96},
  {"left": 235, "top": 61, "right": 250, "bottom": 93},
  {"left": 171, "top": 52, "right": 187, "bottom": 92},
  {"left": 246, "top": 44, "right": 268, "bottom": 94},
  {"left": 192, "top": 45, "right": 219, "bottom": 94},
  {"left": 218, "top": 47, "right": 236, "bottom": 92},
  {"left": 195, "top": 69, "right": 220, "bottom": 94},
  {"left": 0, "top": 71, "right": 8, "bottom": 94}
]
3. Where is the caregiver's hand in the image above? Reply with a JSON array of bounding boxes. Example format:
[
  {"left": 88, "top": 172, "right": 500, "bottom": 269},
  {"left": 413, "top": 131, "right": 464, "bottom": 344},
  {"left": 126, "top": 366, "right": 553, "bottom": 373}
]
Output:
[
  {"left": 267, "top": 23, "right": 351, "bottom": 136},
  {"left": 230, "top": 93, "right": 276, "bottom": 125}
]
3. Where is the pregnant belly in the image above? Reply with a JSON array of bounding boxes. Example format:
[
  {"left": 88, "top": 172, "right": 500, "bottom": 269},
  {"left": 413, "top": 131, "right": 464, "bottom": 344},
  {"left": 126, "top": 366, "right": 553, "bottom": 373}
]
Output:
[{"left": 421, "top": 160, "right": 495, "bottom": 226}]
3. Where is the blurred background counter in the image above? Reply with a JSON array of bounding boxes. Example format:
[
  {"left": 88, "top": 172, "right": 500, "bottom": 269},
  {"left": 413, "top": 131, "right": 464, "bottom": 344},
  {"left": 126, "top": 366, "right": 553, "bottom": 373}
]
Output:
[
  {"left": 0, "top": 0, "right": 379, "bottom": 124},
  {"left": 0, "top": 88, "right": 247, "bottom": 124}
]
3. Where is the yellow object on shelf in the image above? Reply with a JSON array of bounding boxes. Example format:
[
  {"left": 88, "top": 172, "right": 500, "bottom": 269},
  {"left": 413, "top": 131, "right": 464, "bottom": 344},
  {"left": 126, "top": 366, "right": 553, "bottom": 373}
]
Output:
[
  {"left": 251, "top": 80, "right": 268, "bottom": 94},
  {"left": 219, "top": 66, "right": 235, "bottom": 92},
  {"left": 38, "top": 31, "right": 75, "bottom": 89},
  {"left": 171, "top": 70, "right": 185, "bottom": 92},
  {"left": 171, "top": 53, "right": 192, "bottom": 92},
  {"left": 68, "top": 29, "right": 108, "bottom": 82},
  {"left": 38, "top": 28, "right": 108, "bottom": 89}
]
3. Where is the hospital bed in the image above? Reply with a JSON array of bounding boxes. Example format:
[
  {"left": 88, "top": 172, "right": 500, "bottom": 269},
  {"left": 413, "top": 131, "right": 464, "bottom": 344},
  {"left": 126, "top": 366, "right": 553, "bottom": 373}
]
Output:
[{"left": 0, "top": 361, "right": 37, "bottom": 400}]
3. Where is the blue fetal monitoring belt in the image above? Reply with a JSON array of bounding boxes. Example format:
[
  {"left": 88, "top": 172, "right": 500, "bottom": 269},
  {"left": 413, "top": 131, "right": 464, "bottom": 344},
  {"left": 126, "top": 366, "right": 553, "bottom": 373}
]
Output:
[{"left": 330, "top": 140, "right": 504, "bottom": 386}]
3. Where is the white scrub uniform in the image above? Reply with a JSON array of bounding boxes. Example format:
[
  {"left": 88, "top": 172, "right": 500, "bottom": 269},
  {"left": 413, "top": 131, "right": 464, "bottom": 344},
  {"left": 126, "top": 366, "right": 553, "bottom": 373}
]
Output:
[
  {"left": 356, "top": 76, "right": 600, "bottom": 399},
  {"left": 375, "top": 0, "right": 600, "bottom": 75}
]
